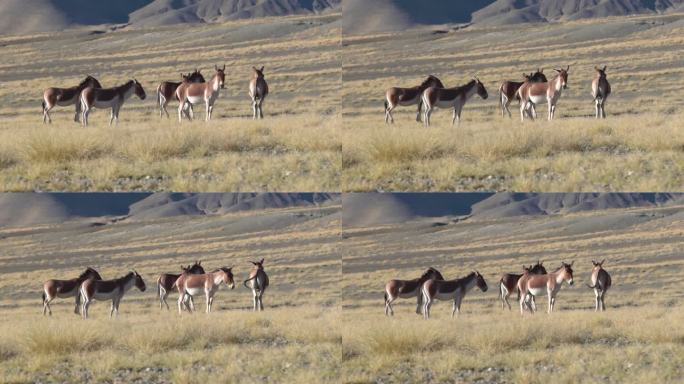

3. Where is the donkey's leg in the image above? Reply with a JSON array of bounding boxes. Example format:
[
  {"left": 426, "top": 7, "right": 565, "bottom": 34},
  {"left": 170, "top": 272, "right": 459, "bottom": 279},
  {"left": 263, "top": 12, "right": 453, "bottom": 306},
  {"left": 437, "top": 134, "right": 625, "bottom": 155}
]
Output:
[
  {"left": 205, "top": 101, "right": 211, "bottom": 122},
  {"left": 109, "top": 109, "right": 116, "bottom": 126},
  {"left": 178, "top": 102, "right": 184, "bottom": 123},
  {"left": 252, "top": 98, "right": 258, "bottom": 120},
  {"left": 258, "top": 99, "right": 265, "bottom": 119},
  {"left": 385, "top": 296, "right": 395, "bottom": 316},
  {"left": 415, "top": 101, "right": 422, "bottom": 122},
  {"left": 424, "top": 106, "right": 432, "bottom": 127},
  {"left": 258, "top": 291, "right": 265, "bottom": 311},
  {"left": 415, "top": 293, "right": 423, "bottom": 315},
  {"left": 206, "top": 293, "right": 211, "bottom": 313},
  {"left": 74, "top": 102, "right": 82, "bottom": 123},
  {"left": 74, "top": 292, "right": 81, "bottom": 315},
  {"left": 252, "top": 289, "right": 258, "bottom": 311},
  {"left": 451, "top": 108, "right": 457, "bottom": 126}
]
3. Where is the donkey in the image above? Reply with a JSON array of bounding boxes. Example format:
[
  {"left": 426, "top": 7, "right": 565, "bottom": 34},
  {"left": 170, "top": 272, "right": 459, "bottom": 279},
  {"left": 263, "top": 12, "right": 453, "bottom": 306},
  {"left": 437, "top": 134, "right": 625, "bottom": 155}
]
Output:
[
  {"left": 42, "top": 76, "right": 102, "bottom": 124},
  {"left": 384, "top": 267, "right": 444, "bottom": 316},
  {"left": 518, "top": 66, "right": 569, "bottom": 122},
  {"left": 499, "top": 69, "right": 547, "bottom": 118},
  {"left": 175, "top": 267, "right": 235, "bottom": 314},
  {"left": 42, "top": 267, "right": 102, "bottom": 316},
  {"left": 80, "top": 270, "right": 146, "bottom": 319},
  {"left": 422, "top": 271, "right": 488, "bottom": 319},
  {"left": 157, "top": 261, "right": 205, "bottom": 310},
  {"left": 249, "top": 66, "right": 269, "bottom": 119},
  {"left": 80, "top": 79, "right": 146, "bottom": 126},
  {"left": 587, "top": 259, "right": 611, "bottom": 311},
  {"left": 592, "top": 66, "right": 611, "bottom": 119},
  {"left": 156, "top": 69, "right": 205, "bottom": 119},
  {"left": 243, "top": 258, "right": 269, "bottom": 311},
  {"left": 384, "top": 75, "right": 444, "bottom": 124},
  {"left": 422, "top": 77, "right": 489, "bottom": 127},
  {"left": 518, "top": 262, "right": 574, "bottom": 315},
  {"left": 498, "top": 261, "right": 547, "bottom": 310},
  {"left": 177, "top": 64, "right": 226, "bottom": 122}
]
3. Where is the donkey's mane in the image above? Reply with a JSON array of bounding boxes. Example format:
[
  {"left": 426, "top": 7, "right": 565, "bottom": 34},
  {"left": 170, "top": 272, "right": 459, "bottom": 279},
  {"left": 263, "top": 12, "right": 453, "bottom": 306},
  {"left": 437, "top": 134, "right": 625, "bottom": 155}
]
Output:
[
  {"left": 77, "top": 267, "right": 100, "bottom": 280},
  {"left": 419, "top": 75, "right": 443, "bottom": 89},
  {"left": 419, "top": 267, "right": 443, "bottom": 281}
]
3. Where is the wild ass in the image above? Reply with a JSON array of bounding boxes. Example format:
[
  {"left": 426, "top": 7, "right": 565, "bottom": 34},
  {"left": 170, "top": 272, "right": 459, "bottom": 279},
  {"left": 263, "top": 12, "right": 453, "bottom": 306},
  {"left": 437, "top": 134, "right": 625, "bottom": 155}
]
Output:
[
  {"left": 156, "top": 261, "right": 205, "bottom": 310},
  {"left": 42, "top": 267, "right": 102, "bottom": 316},
  {"left": 156, "top": 69, "right": 205, "bottom": 118},
  {"left": 384, "top": 75, "right": 444, "bottom": 124},
  {"left": 243, "top": 258, "right": 269, "bottom": 311},
  {"left": 518, "top": 66, "right": 569, "bottom": 121},
  {"left": 249, "top": 66, "right": 269, "bottom": 119},
  {"left": 421, "top": 271, "right": 488, "bottom": 319},
  {"left": 587, "top": 259, "right": 611, "bottom": 311},
  {"left": 499, "top": 69, "right": 547, "bottom": 118},
  {"left": 80, "top": 79, "right": 147, "bottom": 126},
  {"left": 498, "top": 261, "right": 547, "bottom": 310},
  {"left": 384, "top": 267, "right": 444, "bottom": 316},
  {"left": 175, "top": 267, "right": 235, "bottom": 314},
  {"left": 80, "top": 271, "right": 146, "bottom": 319},
  {"left": 518, "top": 262, "right": 574, "bottom": 315},
  {"left": 42, "top": 76, "right": 102, "bottom": 124},
  {"left": 592, "top": 66, "right": 611, "bottom": 119},
  {"left": 176, "top": 64, "right": 226, "bottom": 122},
  {"left": 422, "top": 77, "right": 489, "bottom": 127}
]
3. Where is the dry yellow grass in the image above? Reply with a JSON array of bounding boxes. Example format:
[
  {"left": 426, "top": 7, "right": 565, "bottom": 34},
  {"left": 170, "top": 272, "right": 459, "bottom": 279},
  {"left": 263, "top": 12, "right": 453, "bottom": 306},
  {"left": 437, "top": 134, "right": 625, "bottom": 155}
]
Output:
[
  {"left": 342, "top": 14, "right": 684, "bottom": 191},
  {"left": 0, "top": 14, "right": 341, "bottom": 191}
]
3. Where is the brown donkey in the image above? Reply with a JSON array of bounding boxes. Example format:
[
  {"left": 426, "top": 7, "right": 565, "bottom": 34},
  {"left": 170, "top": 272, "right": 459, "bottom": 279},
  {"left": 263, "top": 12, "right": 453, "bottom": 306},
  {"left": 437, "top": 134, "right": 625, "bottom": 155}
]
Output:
[
  {"left": 157, "top": 261, "right": 205, "bottom": 310},
  {"left": 498, "top": 261, "right": 547, "bottom": 310},
  {"left": 176, "top": 64, "right": 226, "bottom": 122},
  {"left": 518, "top": 262, "right": 574, "bottom": 314},
  {"left": 421, "top": 271, "right": 488, "bottom": 319},
  {"left": 499, "top": 69, "right": 547, "bottom": 118},
  {"left": 80, "top": 271, "right": 146, "bottom": 319},
  {"left": 42, "top": 76, "right": 102, "bottom": 124},
  {"left": 422, "top": 77, "right": 489, "bottom": 127},
  {"left": 249, "top": 66, "right": 269, "bottom": 119},
  {"left": 587, "top": 259, "right": 611, "bottom": 311},
  {"left": 175, "top": 267, "right": 235, "bottom": 314},
  {"left": 384, "top": 267, "right": 444, "bottom": 316},
  {"left": 80, "top": 79, "right": 146, "bottom": 126},
  {"left": 42, "top": 267, "right": 102, "bottom": 316},
  {"left": 591, "top": 66, "right": 611, "bottom": 119},
  {"left": 244, "top": 258, "right": 269, "bottom": 311},
  {"left": 384, "top": 75, "right": 444, "bottom": 124},
  {"left": 518, "top": 66, "right": 569, "bottom": 121},
  {"left": 156, "top": 69, "right": 206, "bottom": 118}
]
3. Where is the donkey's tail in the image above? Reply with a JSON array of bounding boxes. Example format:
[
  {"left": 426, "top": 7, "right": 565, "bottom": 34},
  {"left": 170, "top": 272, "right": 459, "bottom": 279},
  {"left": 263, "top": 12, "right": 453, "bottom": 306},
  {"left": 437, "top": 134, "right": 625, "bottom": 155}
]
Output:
[
  {"left": 41, "top": 100, "right": 46, "bottom": 113},
  {"left": 41, "top": 291, "right": 46, "bottom": 304},
  {"left": 243, "top": 276, "right": 257, "bottom": 289},
  {"left": 384, "top": 291, "right": 388, "bottom": 304},
  {"left": 384, "top": 99, "right": 388, "bottom": 112},
  {"left": 586, "top": 283, "right": 598, "bottom": 289}
]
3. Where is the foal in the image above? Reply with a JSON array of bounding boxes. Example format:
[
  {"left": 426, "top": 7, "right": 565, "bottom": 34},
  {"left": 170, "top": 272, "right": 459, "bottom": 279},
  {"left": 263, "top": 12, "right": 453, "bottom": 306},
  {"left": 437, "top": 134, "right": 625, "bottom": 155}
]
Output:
[
  {"left": 499, "top": 69, "right": 547, "bottom": 118},
  {"left": 422, "top": 77, "right": 489, "bottom": 127},
  {"left": 175, "top": 267, "right": 235, "bottom": 314},
  {"left": 80, "top": 79, "right": 146, "bottom": 126},
  {"left": 498, "top": 261, "right": 547, "bottom": 310},
  {"left": 421, "top": 271, "right": 488, "bottom": 319},
  {"left": 518, "top": 262, "right": 574, "bottom": 315},
  {"left": 587, "top": 259, "right": 611, "bottom": 311},
  {"left": 592, "top": 66, "right": 611, "bottom": 119},
  {"left": 243, "top": 258, "right": 269, "bottom": 311},
  {"left": 384, "top": 75, "right": 444, "bottom": 124},
  {"left": 518, "top": 66, "right": 569, "bottom": 121},
  {"left": 249, "top": 66, "right": 269, "bottom": 119},
  {"left": 177, "top": 64, "right": 226, "bottom": 122},
  {"left": 156, "top": 69, "right": 205, "bottom": 118},
  {"left": 156, "top": 261, "right": 205, "bottom": 310},
  {"left": 42, "top": 76, "right": 101, "bottom": 124},
  {"left": 384, "top": 267, "right": 444, "bottom": 316},
  {"left": 80, "top": 271, "right": 146, "bottom": 319},
  {"left": 42, "top": 267, "right": 102, "bottom": 316}
]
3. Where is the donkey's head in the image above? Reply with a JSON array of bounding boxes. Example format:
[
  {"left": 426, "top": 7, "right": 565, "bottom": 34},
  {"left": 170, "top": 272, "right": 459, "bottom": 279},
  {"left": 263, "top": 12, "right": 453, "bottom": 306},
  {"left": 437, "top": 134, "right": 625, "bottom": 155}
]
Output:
[
  {"left": 421, "top": 267, "right": 444, "bottom": 281},
  {"left": 213, "top": 64, "right": 226, "bottom": 89},
  {"left": 473, "top": 76, "right": 488, "bottom": 99},
  {"left": 594, "top": 65, "right": 607, "bottom": 79},
  {"left": 530, "top": 68, "right": 547, "bottom": 83},
  {"left": 554, "top": 66, "right": 570, "bottom": 89},
  {"left": 560, "top": 261, "right": 574, "bottom": 286},
  {"left": 250, "top": 258, "right": 265, "bottom": 271},
  {"left": 530, "top": 260, "right": 547, "bottom": 274},
  {"left": 591, "top": 259, "right": 606, "bottom": 273},
  {"left": 133, "top": 79, "right": 146, "bottom": 100},
  {"left": 79, "top": 267, "right": 102, "bottom": 281},
  {"left": 220, "top": 267, "right": 235, "bottom": 289},
  {"left": 252, "top": 66, "right": 265, "bottom": 79},
  {"left": 187, "top": 260, "right": 205, "bottom": 274},
  {"left": 188, "top": 68, "right": 206, "bottom": 83},
  {"left": 132, "top": 270, "right": 146, "bottom": 292},
  {"left": 474, "top": 271, "right": 488, "bottom": 292}
]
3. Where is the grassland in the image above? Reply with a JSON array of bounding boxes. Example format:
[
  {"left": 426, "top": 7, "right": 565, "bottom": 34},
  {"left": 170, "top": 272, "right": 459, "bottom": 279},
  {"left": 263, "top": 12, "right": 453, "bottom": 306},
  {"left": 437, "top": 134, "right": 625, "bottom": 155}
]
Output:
[
  {"left": 341, "top": 203, "right": 684, "bottom": 383},
  {"left": 0, "top": 204, "right": 341, "bottom": 383},
  {"left": 0, "top": 14, "right": 340, "bottom": 191},
  {"left": 342, "top": 14, "right": 684, "bottom": 191}
]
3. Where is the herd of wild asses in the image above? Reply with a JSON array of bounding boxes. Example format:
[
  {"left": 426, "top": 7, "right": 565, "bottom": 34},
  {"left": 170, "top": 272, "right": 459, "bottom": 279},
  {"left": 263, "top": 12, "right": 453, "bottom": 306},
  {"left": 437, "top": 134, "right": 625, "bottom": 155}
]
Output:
[
  {"left": 41, "top": 65, "right": 269, "bottom": 126},
  {"left": 385, "top": 65, "right": 612, "bottom": 125},
  {"left": 41, "top": 259, "right": 269, "bottom": 319},
  {"left": 384, "top": 260, "right": 612, "bottom": 318}
]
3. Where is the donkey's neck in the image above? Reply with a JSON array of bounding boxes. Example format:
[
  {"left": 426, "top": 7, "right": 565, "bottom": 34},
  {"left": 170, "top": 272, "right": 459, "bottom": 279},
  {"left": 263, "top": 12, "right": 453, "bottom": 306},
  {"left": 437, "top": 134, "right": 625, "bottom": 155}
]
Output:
[
  {"left": 212, "top": 272, "right": 224, "bottom": 285},
  {"left": 121, "top": 274, "right": 136, "bottom": 292}
]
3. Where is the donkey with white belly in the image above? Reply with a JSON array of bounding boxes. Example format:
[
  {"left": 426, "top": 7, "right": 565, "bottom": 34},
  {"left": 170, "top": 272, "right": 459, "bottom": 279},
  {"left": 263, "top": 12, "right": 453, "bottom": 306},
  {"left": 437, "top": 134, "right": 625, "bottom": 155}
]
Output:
[
  {"left": 176, "top": 65, "right": 226, "bottom": 122},
  {"left": 175, "top": 267, "right": 235, "bottom": 314},
  {"left": 80, "top": 271, "right": 146, "bottom": 319},
  {"left": 422, "top": 271, "right": 488, "bottom": 319},
  {"left": 244, "top": 258, "right": 269, "bottom": 311},
  {"left": 80, "top": 79, "right": 146, "bottom": 126},
  {"left": 42, "top": 267, "right": 102, "bottom": 316},
  {"left": 384, "top": 267, "right": 444, "bottom": 316},
  {"left": 587, "top": 259, "right": 611, "bottom": 311}
]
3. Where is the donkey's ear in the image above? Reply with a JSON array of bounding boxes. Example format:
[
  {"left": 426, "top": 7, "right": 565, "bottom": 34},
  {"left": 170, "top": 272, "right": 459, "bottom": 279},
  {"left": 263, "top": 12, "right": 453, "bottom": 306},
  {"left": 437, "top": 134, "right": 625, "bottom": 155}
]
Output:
[
  {"left": 260, "top": 258, "right": 265, "bottom": 264},
  {"left": 260, "top": 66, "right": 264, "bottom": 72},
  {"left": 602, "top": 65, "right": 607, "bottom": 72},
  {"left": 215, "top": 64, "right": 219, "bottom": 71},
  {"left": 222, "top": 64, "right": 226, "bottom": 71},
  {"left": 600, "top": 259, "right": 605, "bottom": 265},
  {"left": 566, "top": 65, "right": 570, "bottom": 71}
]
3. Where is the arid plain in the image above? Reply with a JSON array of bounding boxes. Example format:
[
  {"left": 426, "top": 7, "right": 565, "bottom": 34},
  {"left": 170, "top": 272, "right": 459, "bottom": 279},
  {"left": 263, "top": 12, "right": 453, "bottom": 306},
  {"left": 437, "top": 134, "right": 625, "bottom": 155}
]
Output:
[
  {"left": 342, "top": 200, "right": 684, "bottom": 383},
  {"left": 0, "top": 203, "right": 341, "bottom": 383},
  {"left": 0, "top": 13, "right": 340, "bottom": 191},
  {"left": 342, "top": 13, "right": 684, "bottom": 191}
]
